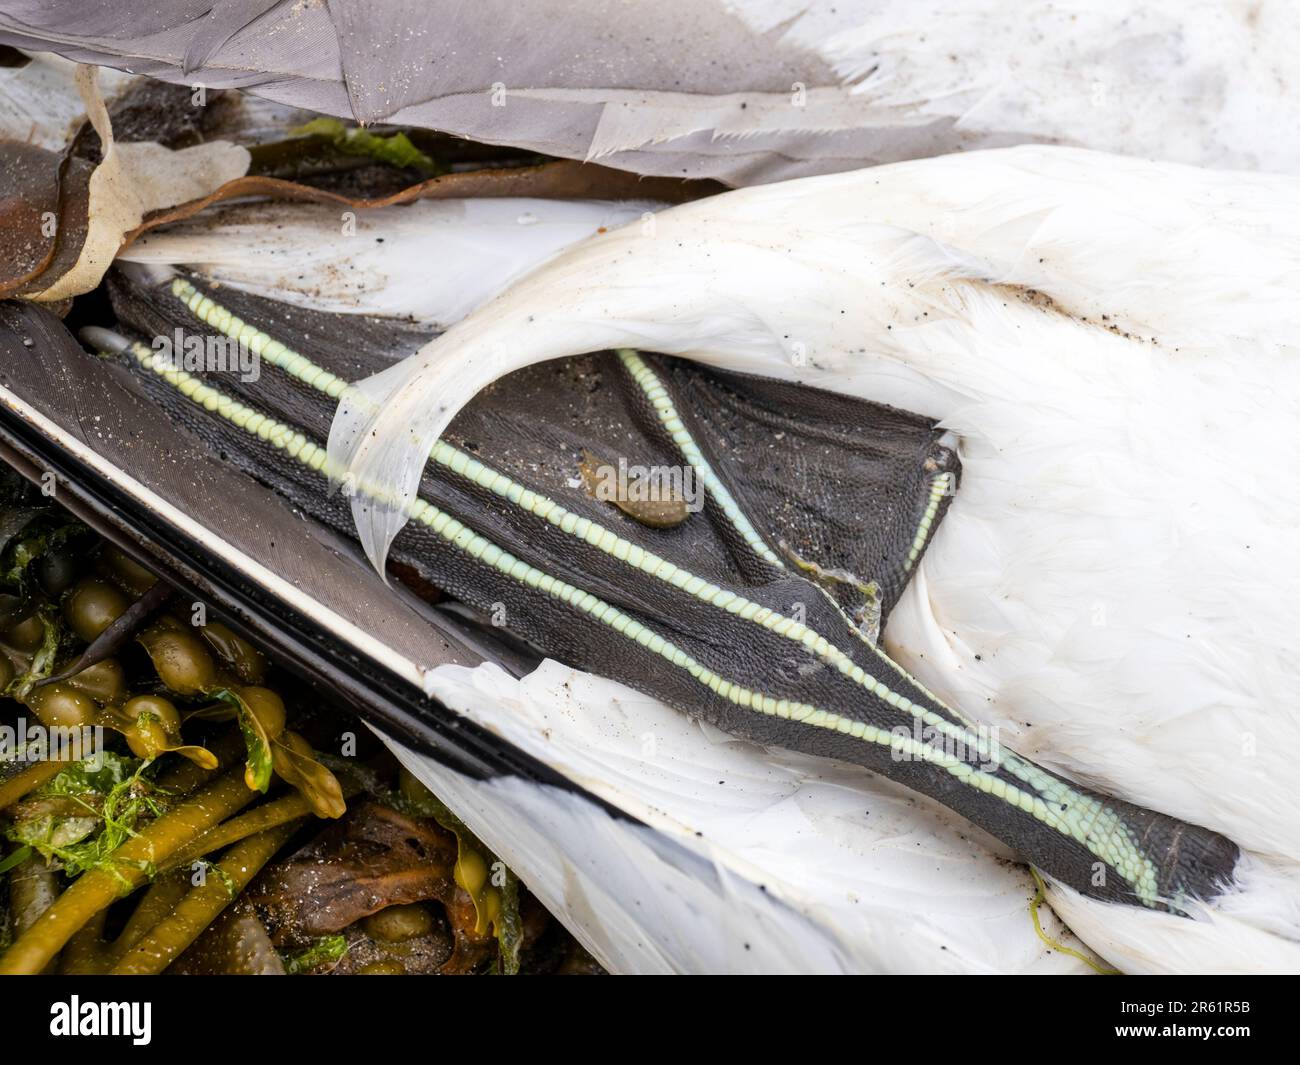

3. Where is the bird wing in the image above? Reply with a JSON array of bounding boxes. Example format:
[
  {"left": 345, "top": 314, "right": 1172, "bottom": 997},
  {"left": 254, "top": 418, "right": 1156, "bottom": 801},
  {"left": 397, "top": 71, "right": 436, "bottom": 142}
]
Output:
[{"left": 4, "top": 1, "right": 1300, "bottom": 182}]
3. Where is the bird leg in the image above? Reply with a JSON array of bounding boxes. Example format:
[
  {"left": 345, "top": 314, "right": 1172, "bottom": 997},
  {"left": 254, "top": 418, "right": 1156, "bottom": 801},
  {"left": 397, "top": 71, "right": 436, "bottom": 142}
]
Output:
[{"left": 101, "top": 268, "right": 1242, "bottom": 912}]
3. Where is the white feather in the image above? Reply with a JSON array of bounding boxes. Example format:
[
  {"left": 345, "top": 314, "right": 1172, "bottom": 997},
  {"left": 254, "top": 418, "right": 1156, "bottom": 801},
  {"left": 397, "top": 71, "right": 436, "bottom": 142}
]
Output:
[
  {"left": 1044, "top": 853, "right": 1300, "bottom": 975},
  {"left": 0, "top": 51, "right": 134, "bottom": 149},
  {"left": 379, "top": 659, "right": 1098, "bottom": 974},
  {"left": 119, "top": 198, "right": 658, "bottom": 330}
]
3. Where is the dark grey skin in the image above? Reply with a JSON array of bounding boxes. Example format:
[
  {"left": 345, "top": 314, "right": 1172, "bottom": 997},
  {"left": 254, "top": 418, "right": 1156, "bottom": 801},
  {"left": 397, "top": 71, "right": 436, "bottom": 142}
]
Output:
[{"left": 105, "top": 267, "right": 1240, "bottom": 913}]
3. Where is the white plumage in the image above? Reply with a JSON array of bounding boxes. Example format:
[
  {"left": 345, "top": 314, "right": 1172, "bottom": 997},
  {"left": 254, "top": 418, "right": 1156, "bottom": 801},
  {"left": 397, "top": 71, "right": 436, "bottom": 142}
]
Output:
[
  {"left": 322, "top": 145, "right": 1300, "bottom": 971},
  {"left": 120, "top": 198, "right": 655, "bottom": 330},
  {"left": 377, "top": 660, "right": 1098, "bottom": 974},
  {"left": 0, "top": 51, "right": 134, "bottom": 149}
]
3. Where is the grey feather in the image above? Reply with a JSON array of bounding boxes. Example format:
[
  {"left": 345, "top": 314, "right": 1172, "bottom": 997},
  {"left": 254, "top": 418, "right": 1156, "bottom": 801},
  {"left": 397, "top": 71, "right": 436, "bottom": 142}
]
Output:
[
  {"left": 2, "top": 1, "right": 1297, "bottom": 185},
  {"left": 181, "top": 0, "right": 284, "bottom": 76}
]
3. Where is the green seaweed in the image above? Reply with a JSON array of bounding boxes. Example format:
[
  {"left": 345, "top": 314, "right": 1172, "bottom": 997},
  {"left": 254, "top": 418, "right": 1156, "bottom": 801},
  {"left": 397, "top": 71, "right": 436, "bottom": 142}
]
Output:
[
  {"left": 4, "top": 751, "right": 169, "bottom": 882},
  {"left": 289, "top": 117, "right": 436, "bottom": 173},
  {"left": 211, "top": 688, "right": 273, "bottom": 793},
  {"left": 283, "top": 933, "right": 349, "bottom": 974}
]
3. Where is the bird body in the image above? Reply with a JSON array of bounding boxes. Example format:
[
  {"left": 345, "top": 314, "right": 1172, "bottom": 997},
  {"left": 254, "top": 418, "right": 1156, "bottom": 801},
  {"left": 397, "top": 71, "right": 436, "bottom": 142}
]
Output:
[
  {"left": 12, "top": 0, "right": 1300, "bottom": 976},
  {"left": 112, "top": 144, "right": 1300, "bottom": 971},
  {"left": 327, "top": 145, "right": 1300, "bottom": 970}
]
